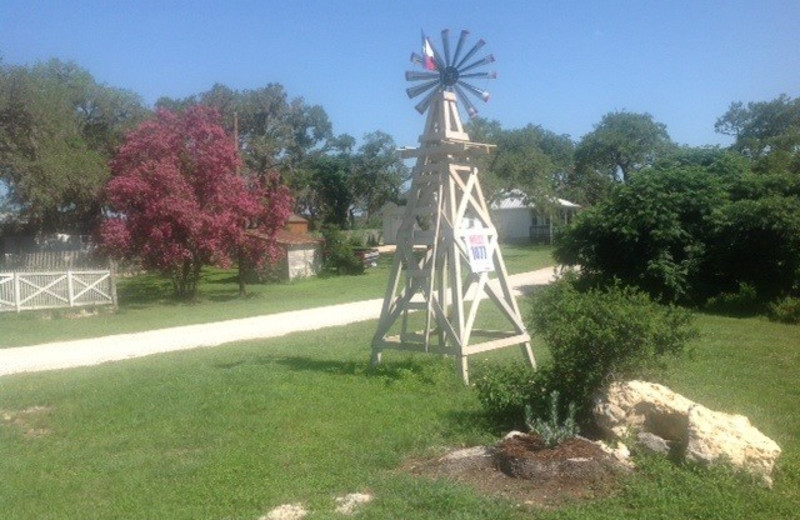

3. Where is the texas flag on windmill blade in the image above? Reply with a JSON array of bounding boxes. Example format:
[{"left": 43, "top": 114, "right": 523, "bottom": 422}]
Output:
[{"left": 421, "top": 31, "right": 437, "bottom": 71}]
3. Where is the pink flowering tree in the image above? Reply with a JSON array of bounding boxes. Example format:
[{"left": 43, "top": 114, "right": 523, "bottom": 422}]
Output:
[{"left": 100, "top": 106, "right": 292, "bottom": 298}]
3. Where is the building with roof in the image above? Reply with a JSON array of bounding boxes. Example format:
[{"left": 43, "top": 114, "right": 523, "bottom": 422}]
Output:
[
  {"left": 381, "top": 190, "right": 579, "bottom": 245},
  {"left": 489, "top": 189, "right": 580, "bottom": 243}
]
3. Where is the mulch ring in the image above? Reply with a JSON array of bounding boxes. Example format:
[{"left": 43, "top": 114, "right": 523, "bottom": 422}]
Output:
[{"left": 403, "top": 432, "right": 630, "bottom": 509}]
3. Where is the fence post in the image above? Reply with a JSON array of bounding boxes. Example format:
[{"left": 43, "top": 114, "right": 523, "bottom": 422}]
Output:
[
  {"left": 14, "top": 272, "right": 20, "bottom": 313},
  {"left": 109, "top": 260, "right": 118, "bottom": 310},
  {"left": 67, "top": 270, "right": 75, "bottom": 307}
]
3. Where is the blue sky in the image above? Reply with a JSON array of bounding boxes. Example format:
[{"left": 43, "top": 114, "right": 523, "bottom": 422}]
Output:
[{"left": 2, "top": 1, "right": 799, "bottom": 150}]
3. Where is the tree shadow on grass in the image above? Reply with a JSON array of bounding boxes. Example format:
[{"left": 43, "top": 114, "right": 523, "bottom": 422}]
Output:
[{"left": 264, "top": 355, "right": 455, "bottom": 385}]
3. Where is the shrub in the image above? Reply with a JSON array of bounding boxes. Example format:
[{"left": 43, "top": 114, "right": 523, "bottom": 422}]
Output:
[
  {"left": 769, "top": 296, "right": 800, "bottom": 324},
  {"left": 529, "top": 278, "right": 697, "bottom": 422},
  {"left": 554, "top": 167, "right": 727, "bottom": 304},
  {"left": 321, "top": 226, "right": 364, "bottom": 276},
  {"left": 473, "top": 362, "right": 549, "bottom": 430},
  {"left": 475, "top": 278, "right": 697, "bottom": 431},
  {"left": 707, "top": 195, "right": 800, "bottom": 302},
  {"left": 704, "top": 282, "right": 762, "bottom": 316},
  {"left": 555, "top": 162, "right": 800, "bottom": 308}
]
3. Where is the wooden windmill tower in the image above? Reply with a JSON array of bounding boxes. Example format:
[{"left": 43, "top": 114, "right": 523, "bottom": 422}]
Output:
[{"left": 371, "top": 30, "right": 536, "bottom": 384}]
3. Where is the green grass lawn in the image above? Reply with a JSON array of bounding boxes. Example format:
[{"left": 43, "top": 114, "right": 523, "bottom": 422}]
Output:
[
  {"left": 0, "top": 244, "right": 554, "bottom": 348},
  {"left": 1, "top": 304, "right": 798, "bottom": 518}
]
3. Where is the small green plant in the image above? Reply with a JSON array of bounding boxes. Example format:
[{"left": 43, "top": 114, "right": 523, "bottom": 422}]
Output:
[
  {"left": 525, "top": 390, "right": 578, "bottom": 448},
  {"left": 769, "top": 296, "right": 800, "bottom": 324}
]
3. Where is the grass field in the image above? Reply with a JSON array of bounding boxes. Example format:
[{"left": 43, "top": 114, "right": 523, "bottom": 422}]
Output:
[
  {"left": 0, "top": 244, "right": 555, "bottom": 348},
  {"left": 1, "top": 244, "right": 798, "bottom": 518},
  {"left": 1, "top": 312, "right": 798, "bottom": 519}
]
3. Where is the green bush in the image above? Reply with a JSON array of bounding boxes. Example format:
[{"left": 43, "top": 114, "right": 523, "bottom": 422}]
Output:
[
  {"left": 769, "top": 296, "right": 800, "bottom": 324},
  {"left": 554, "top": 166, "right": 728, "bottom": 304},
  {"left": 529, "top": 278, "right": 698, "bottom": 422},
  {"left": 554, "top": 160, "right": 800, "bottom": 307},
  {"left": 475, "top": 278, "right": 698, "bottom": 431},
  {"left": 321, "top": 226, "right": 364, "bottom": 276},
  {"left": 704, "top": 282, "right": 762, "bottom": 316},
  {"left": 708, "top": 195, "right": 800, "bottom": 302},
  {"left": 473, "top": 362, "right": 547, "bottom": 430}
]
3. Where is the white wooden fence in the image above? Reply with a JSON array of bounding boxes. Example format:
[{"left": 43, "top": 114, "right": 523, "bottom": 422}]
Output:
[{"left": 0, "top": 270, "right": 116, "bottom": 313}]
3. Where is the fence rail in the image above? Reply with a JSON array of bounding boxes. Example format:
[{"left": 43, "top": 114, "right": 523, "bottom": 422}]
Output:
[
  {"left": 0, "top": 270, "right": 116, "bottom": 313},
  {"left": 2, "top": 250, "right": 97, "bottom": 271}
]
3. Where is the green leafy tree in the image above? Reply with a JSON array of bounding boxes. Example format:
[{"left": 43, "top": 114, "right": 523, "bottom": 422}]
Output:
[
  {"left": 307, "top": 152, "right": 354, "bottom": 228},
  {"left": 466, "top": 119, "right": 574, "bottom": 207},
  {"left": 350, "top": 131, "right": 409, "bottom": 224},
  {"left": 0, "top": 59, "right": 146, "bottom": 234},
  {"left": 156, "top": 83, "right": 333, "bottom": 215},
  {"left": 715, "top": 94, "right": 800, "bottom": 174},
  {"left": 575, "top": 111, "right": 674, "bottom": 184}
]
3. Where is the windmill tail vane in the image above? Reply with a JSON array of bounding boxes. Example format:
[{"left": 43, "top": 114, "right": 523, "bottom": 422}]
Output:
[{"left": 406, "top": 29, "right": 496, "bottom": 117}]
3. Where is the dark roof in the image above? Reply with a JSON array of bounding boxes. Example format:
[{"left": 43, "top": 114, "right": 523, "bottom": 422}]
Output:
[{"left": 274, "top": 229, "right": 322, "bottom": 246}]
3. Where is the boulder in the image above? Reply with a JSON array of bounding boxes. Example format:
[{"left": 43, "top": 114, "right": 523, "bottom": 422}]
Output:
[
  {"left": 686, "top": 404, "right": 782, "bottom": 486},
  {"left": 594, "top": 380, "right": 781, "bottom": 486},
  {"left": 594, "top": 380, "right": 693, "bottom": 440}
]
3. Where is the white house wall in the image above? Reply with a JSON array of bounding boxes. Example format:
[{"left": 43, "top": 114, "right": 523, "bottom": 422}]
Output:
[
  {"left": 286, "top": 244, "right": 322, "bottom": 280},
  {"left": 490, "top": 208, "right": 532, "bottom": 242}
]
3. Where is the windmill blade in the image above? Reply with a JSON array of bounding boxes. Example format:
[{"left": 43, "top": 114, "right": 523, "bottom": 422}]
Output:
[
  {"left": 455, "top": 38, "right": 486, "bottom": 69},
  {"left": 454, "top": 84, "right": 479, "bottom": 118},
  {"left": 457, "top": 80, "right": 491, "bottom": 102},
  {"left": 405, "top": 29, "right": 495, "bottom": 117},
  {"left": 414, "top": 87, "right": 440, "bottom": 114},
  {"left": 405, "top": 70, "right": 440, "bottom": 81},
  {"left": 441, "top": 29, "right": 452, "bottom": 66},
  {"left": 459, "top": 54, "right": 495, "bottom": 74},
  {"left": 451, "top": 30, "right": 470, "bottom": 68},
  {"left": 459, "top": 71, "right": 497, "bottom": 80},
  {"left": 406, "top": 79, "right": 439, "bottom": 99}
]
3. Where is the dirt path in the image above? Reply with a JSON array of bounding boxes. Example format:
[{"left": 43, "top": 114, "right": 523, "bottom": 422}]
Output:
[{"left": 0, "top": 267, "right": 559, "bottom": 377}]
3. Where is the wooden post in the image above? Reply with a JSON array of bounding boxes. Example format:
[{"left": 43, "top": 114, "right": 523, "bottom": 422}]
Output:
[
  {"left": 109, "top": 260, "right": 119, "bottom": 310},
  {"left": 371, "top": 90, "right": 535, "bottom": 384}
]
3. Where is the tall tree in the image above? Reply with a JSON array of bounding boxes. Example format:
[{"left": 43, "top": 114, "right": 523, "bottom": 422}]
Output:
[
  {"left": 0, "top": 59, "right": 146, "bottom": 234},
  {"left": 466, "top": 119, "right": 574, "bottom": 207},
  {"left": 100, "top": 106, "right": 291, "bottom": 298},
  {"left": 715, "top": 94, "right": 800, "bottom": 174},
  {"left": 157, "top": 83, "right": 333, "bottom": 214},
  {"left": 350, "top": 131, "right": 408, "bottom": 224},
  {"left": 575, "top": 111, "right": 673, "bottom": 183}
]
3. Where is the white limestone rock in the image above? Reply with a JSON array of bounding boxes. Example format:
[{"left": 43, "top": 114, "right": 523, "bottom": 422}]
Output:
[
  {"left": 686, "top": 404, "right": 782, "bottom": 486},
  {"left": 594, "top": 380, "right": 782, "bottom": 486},
  {"left": 334, "top": 493, "right": 373, "bottom": 515},
  {"left": 594, "top": 380, "right": 694, "bottom": 439}
]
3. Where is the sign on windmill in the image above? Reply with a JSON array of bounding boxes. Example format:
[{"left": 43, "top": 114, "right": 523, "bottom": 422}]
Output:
[{"left": 371, "top": 29, "right": 536, "bottom": 384}]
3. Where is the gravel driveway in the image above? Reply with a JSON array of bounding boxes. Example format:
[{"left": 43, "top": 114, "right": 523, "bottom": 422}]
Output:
[{"left": 0, "top": 267, "right": 558, "bottom": 377}]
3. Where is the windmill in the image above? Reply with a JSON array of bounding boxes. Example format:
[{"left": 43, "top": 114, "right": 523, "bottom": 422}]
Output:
[{"left": 371, "top": 29, "right": 536, "bottom": 384}]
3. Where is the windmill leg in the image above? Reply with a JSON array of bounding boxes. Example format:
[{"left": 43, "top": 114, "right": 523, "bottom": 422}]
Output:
[
  {"left": 520, "top": 342, "right": 536, "bottom": 369},
  {"left": 458, "top": 354, "right": 470, "bottom": 385}
]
